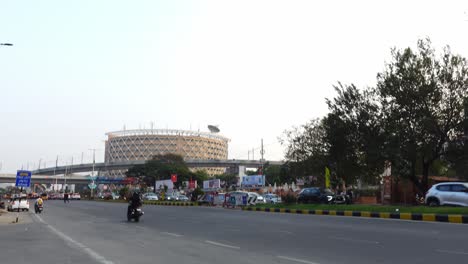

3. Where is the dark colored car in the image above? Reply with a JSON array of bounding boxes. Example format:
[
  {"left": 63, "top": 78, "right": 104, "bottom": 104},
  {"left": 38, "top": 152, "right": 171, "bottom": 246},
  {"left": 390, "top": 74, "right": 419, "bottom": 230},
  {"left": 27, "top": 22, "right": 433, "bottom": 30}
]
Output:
[{"left": 297, "top": 187, "right": 334, "bottom": 204}]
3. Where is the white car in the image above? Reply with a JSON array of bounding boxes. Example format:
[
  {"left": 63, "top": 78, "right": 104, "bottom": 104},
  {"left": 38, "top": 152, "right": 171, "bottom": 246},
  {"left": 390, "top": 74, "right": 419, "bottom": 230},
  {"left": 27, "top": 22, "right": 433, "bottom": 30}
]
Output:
[
  {"left": 143, "top": 193, "right": 159, "bottom": 201},
  {"left": 248, "top": 192, "right": 266, "bottom": 204},
  {"left": 7, "top": 197, "right": 30, "bottom": 212},
  {"left": 425, "top": 182, "right": 468, "bottom": 207},
  {"left": 176, "top": 195, "right": 189, "bottom": 201},
  {"left": 264, "top": 194, "right": 282, "bottom": 204}
]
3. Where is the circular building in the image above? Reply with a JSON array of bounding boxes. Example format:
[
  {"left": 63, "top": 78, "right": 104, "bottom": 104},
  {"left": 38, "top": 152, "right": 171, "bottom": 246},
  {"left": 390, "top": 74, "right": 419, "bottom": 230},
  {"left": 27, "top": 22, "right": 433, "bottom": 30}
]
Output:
[{"left": 104, "top": 129, "right": 229, "bottom": 176}]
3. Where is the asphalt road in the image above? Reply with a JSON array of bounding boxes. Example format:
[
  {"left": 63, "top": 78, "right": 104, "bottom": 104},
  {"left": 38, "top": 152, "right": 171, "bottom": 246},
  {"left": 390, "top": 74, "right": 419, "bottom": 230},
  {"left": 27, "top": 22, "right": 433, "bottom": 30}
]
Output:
[{"left": 1, "top": 200, "right": 467, "bottom": 264}]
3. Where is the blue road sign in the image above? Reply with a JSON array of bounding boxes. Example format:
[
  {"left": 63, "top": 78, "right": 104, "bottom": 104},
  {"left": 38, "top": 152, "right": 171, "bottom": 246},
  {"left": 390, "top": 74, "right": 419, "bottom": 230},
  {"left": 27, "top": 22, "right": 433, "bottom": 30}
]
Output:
[{"left": 16, "top": 170, "right": 32, "bottom": 188}]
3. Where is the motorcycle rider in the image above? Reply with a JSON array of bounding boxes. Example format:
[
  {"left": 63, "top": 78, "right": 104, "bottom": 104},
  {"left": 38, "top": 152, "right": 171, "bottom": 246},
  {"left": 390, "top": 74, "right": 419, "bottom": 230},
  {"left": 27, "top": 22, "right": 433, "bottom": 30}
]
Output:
[
  {"left": 127, "top": 191, "right": 142, "bottom": 216},
  {"left": 35, "top": 196, "right": 44, "bottom": 212}
]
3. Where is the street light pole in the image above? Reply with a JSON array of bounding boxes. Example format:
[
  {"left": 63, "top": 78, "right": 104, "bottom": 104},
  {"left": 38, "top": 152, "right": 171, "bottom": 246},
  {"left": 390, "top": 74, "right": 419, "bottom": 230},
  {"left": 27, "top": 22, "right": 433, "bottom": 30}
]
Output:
[{"left": 89, "top": 148, "right": 99, "bottom": 199}]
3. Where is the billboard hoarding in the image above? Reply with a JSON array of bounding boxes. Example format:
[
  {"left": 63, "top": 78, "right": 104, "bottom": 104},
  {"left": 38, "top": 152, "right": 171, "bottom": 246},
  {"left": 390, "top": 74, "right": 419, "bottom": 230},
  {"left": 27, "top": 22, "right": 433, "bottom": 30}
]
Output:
[
  {"left": 241, "top": 175, "right": 265, "bottom": 187},
  {"left": 203, "top": 179, "right": 221, "bottom": 190},
  {"left": 155, "top": 179, "right": 174, "bottom": 190}
]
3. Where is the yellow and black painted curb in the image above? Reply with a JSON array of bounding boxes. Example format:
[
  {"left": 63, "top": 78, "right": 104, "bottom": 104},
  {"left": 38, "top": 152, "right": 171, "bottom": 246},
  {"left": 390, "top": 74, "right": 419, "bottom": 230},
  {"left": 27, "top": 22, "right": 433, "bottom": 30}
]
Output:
[
  {"left": 242, "top": 207, "right": 468, "bottom": 224},
  {"left": 144, "top": 201, "right": 199, "bottom": 207}
]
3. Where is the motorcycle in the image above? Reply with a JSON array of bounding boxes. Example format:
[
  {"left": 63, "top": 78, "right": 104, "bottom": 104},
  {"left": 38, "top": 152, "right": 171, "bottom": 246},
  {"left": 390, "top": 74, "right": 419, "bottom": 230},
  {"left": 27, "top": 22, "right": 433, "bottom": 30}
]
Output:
[
  {"left": 35, "top": 203, "right": 43, "bottom": 214},
  {"left": 127, "top": 203, "right": 144, "bottom": 222},
  {"left": 332, "top": 193, "right": 352, "bottom": 205}
]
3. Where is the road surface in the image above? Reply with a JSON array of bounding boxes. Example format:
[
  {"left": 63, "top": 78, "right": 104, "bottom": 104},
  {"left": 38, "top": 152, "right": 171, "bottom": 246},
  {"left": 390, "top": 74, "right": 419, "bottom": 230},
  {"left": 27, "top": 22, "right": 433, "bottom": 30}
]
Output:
[{"left": 1, "top": 200, "right": 467, "bottom": 264}]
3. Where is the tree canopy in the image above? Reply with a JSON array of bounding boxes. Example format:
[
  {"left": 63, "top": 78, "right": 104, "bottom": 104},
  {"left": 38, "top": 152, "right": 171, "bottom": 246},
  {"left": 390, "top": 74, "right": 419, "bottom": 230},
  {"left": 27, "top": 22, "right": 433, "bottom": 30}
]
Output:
[
  {"left": 281, "top": 39, "right": 468, "bottom": 192},
  {"left": 126, "top": 153, "right": 209, "bottom": 189}
]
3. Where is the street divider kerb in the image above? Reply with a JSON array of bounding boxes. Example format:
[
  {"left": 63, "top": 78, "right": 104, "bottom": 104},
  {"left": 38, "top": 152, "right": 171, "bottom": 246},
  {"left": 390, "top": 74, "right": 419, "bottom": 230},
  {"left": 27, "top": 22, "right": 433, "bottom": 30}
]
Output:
[
  {"left": 143, "top": 201, "right": 199, "bottom": 207},
  {"left": 242, "top": 207, "right": 468, "bottom": 224}
]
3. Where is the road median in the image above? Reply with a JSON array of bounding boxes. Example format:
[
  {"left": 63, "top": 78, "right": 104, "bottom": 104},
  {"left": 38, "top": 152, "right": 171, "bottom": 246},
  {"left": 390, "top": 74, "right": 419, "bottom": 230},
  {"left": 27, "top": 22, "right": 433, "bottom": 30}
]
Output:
[{"left": 243, "top": 204, "right": 468, "bottom": 224}]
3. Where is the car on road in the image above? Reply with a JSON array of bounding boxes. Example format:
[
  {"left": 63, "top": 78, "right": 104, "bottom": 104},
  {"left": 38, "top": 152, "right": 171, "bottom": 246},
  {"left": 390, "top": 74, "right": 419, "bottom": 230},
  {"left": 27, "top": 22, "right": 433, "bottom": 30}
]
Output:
[
  {"left": 176, "top": 195, "right": 189, "bottom": 201},
  {"left": 297, "top": 187, "right": 334, "bottom": 204},
  {"left": 164, "top": 193, "right": 176, "bottom": 201},
  {"left": 143, "top": 193, "right": 159, "bottom": 201},
  {"left": 425, "top": 182, "right": 468, "bottom": 207},
  {"left": 70, "top": 193, "right": 81, "bottom": 200},
  {"left": 248, "top": 192, "right": 266, "bottom": 204},
  {"left": 7, "top": 197, "right": 30, "bottom": 211},
  {"left": 264, "top": 193, "right": 282, "bottom": 204}
]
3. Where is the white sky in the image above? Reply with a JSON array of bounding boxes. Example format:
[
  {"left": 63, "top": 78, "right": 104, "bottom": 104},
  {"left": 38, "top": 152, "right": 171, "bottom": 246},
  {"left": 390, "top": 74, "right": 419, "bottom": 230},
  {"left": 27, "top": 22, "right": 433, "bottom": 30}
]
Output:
[{"left": 1, "top": 0, "right": 467, "bottom": 173}]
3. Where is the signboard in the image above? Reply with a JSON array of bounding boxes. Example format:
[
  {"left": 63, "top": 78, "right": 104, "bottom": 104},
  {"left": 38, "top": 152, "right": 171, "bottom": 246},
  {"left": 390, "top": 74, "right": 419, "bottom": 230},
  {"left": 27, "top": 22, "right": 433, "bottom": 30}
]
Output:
[
  {"left": 203, "top": 179, "right": 221, "bottom": 189},
  {"left": 155, "top": 179, "right": 174, "bottom": 190},
  {"left": 188, "top": 180, "right": 196, "bottom": 189},
  {"left": 15, "top": 170, "right": 32, "bottom": 188},
  {"left": 88, "top": 182, "right": 97, "bottom": 190},
  {"left": 227, "top": 192, "right": 248, "bottom": 206},
  {"left": 241, "top": 175, "right": 264, "bottom": 187}
]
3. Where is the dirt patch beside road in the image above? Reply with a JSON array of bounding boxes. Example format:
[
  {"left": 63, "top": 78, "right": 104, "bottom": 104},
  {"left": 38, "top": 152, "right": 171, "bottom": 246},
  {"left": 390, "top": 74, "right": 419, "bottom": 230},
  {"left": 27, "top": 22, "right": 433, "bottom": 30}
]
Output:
[{"left": 0, "top": 209, "right": 33, "bottom": 225}]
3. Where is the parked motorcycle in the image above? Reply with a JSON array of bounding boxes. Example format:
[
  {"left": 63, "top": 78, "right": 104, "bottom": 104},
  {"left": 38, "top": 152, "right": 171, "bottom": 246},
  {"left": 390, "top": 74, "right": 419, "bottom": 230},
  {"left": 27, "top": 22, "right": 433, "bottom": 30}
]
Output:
[{"left": 332, "top": 193, "right": 352, "bottom": 205}]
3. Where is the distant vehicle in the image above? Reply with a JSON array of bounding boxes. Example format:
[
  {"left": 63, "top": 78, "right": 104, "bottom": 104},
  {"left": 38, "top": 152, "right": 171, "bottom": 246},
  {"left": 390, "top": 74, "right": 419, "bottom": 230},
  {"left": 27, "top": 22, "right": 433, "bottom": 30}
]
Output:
[
  {"left": 7, "top": 197, "right": 30, "bottom": 212},
  {"left": 176, "top": 195, "right": 189, "bottom": 201},
  {"left": 264, "top": 193, "right": 282, "bottom": 204},
  {"left": 425, "top": 182, "right": 468, "bottom": 207},
  {"left": 248, "top": 192, "right": 266, "bottom": 204},
  {"left": 165, "top": 194, "right": 176, "bottom": 201},
  {"left": 70, "top": 193, "right": 81, "bottom": 200},
  {"left": 143, "top": 193, "right": 159, "bottom": 201},
  {"left": 297, "top": 187, "right": 334, "bottom": 204}
]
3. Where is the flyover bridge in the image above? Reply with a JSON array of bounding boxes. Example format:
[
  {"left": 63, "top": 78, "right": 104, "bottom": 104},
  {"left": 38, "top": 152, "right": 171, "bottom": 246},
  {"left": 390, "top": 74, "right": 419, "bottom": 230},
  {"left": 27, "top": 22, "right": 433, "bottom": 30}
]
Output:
[{"left": 31, "top": 159, "right": 284, "bottom": 175}]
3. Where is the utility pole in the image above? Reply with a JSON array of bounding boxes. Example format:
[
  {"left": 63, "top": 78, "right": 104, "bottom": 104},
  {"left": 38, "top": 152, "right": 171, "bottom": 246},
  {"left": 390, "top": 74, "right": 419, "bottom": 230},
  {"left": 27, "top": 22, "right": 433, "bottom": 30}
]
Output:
[
  {"left": 54, "top": 156, "right": 58, "bottom": 193},
  {"left": 81, "top": 152, "right": 84, "bottom": 164},
  {"left": 38, "top": 159, "right": 42, "bottom": 170},
  {"left": 260, "top": 139, "right": 265, "bottom": 188},
  {"left": 89, "top": 148, "right": 99, "bottom": 199}
]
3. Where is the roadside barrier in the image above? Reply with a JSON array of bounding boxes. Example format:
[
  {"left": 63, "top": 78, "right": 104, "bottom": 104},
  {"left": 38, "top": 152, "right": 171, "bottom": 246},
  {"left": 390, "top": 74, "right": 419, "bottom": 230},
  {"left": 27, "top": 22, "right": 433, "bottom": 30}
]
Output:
[
  {"left": 241, "top": 207, "right": 468, "bottom": 224},
  {"left": 144, "top": 201, "right": 199, "bottom": 206}
]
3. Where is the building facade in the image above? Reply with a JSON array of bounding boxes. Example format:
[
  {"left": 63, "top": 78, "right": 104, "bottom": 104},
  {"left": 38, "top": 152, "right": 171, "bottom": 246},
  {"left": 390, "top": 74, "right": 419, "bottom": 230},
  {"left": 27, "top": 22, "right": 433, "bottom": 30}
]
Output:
[{"left": 104, "top": 129, "right": 229, "bottom": 176}]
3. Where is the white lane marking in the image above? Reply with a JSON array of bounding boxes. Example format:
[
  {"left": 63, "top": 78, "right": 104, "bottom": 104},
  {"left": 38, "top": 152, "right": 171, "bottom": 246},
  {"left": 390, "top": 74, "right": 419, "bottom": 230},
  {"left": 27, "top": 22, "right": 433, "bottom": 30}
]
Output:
[
  {"left": 34, "top": 214, "right": 114, "bottom": 264},
  {"left": 277, "top": 230, "right": 293, "bottom": 235},
  {"left": 329, "top": 236, "right": 380, "bottom": 244},
  {"left": 204, "top": 240, "right": 240, "bottom": 250},
  {"left": 436, "top": 249, "right": 468, "bottom": 255},
  {"left": 161, "top": 232, "right": 183, "bottom": 237},
  {"left": 277, "top": 255, "right": 320, "bottom": 264}
]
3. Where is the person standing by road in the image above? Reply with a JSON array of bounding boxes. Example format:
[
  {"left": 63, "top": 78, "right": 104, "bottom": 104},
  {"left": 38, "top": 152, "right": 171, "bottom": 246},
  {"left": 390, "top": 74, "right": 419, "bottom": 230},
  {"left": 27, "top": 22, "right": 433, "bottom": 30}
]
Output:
[{"left": 64, "top": 192, "right": 70, "bottom": 203}]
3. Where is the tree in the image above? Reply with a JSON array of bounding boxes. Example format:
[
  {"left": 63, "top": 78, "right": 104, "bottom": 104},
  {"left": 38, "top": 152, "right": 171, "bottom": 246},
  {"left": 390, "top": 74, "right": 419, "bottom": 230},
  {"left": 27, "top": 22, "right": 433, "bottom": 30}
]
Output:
[
  {"left": 377, "top": 39, "right": 468, "bottom": 193},
  {"left": 126, "top": 154, "right": 193, "bottom": 190},
  {"left": 280, "top": 39, "right": 468, "bottom": 193},
  {"left": 217, "top": 173, "right": 238, "bottom": 190}
]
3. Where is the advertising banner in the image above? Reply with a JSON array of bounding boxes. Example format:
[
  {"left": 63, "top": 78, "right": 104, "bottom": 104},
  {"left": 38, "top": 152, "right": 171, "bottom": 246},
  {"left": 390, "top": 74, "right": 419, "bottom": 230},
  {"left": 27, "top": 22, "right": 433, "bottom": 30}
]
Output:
[
  {"left": 155, "top": 179, "right": 174, "bottom": 190},
  {"left": 241, "top": 175, "right": 265, "bottom": 187},
  {"left": 183, "top": 180, "right": 197, "bottom": 189},
  {"left": 203, "top": 179, "right": 221, "bottom": 189}
]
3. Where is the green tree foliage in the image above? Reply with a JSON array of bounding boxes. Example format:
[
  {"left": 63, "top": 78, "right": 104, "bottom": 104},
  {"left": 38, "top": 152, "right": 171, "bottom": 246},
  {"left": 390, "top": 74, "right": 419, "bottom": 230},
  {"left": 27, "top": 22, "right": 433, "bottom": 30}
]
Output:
[
  {"left": 377, "top": 39, "right": 468, "bottom": 192},
  {"left": 126, "top": 154, "right": 209, "bottom": 190},
  {"left": 281, "top": 39, "right": 468, "bottom": 191}
]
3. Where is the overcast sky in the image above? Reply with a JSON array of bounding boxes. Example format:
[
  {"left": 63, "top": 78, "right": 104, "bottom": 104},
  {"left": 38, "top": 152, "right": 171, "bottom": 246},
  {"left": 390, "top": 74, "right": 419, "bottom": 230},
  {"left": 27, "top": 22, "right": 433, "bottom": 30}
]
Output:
[{"left": 1, "top": 0, "right": 467, "bottom": 173}]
